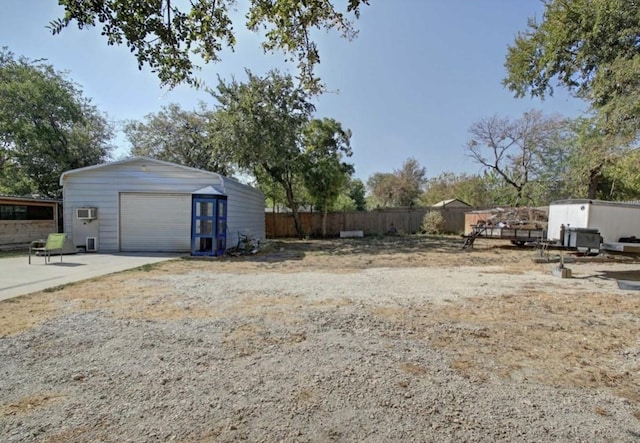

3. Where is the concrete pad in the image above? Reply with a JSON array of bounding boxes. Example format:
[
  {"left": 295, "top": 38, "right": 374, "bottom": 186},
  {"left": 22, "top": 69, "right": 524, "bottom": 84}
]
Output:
[
  {"left": 0, "top": 252, "right": 182, "bottom": 301},
  {"left": 551, "top": 266, "right": 572, "bottom": 278}
]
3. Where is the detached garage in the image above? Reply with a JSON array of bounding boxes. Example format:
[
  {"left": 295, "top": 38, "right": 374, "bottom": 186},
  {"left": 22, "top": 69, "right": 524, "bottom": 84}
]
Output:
[{"left": 60, "top": 157, "right": 265, "bottom": 254}]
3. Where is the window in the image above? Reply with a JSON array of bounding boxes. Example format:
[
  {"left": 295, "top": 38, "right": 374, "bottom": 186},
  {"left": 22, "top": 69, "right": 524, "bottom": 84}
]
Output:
[{"left": 0, "top": 204, "right": 54, "bottom": 220}]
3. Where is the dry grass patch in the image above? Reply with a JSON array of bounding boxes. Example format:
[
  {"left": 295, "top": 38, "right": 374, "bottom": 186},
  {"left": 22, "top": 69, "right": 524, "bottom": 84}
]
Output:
[
  {"left": 296, "top": 389, "right": 315, "bottom": 402},
  {"left": 398, "top": 362, "right": 429, "bottom": 376},
  {"left": 0, "top": 295, "right": 57, "bottom": 337},
  {"left": 0, "top": 268, "right": 215, "bottom": 336},
  {"left": 222, "top": 323, "right": 307, "bottom": 357},
  {"left": 413, "top": 290, "right": 640, "bottom": 401},
  {"left": 0, "top": 393, "right": 62, "bottom": 417},
  {"left": 227, "top": 295, "right": 351, "bottom": 316},
  {"left": 57, "top": 274, "right": 214, "bottom": 321},
  {"left": 366, "top": 279, "right": 640, "bottom": 402}
]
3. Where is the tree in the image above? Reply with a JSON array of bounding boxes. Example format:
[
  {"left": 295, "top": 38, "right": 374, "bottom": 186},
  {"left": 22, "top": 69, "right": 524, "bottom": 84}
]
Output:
[
  {"left": 420, "top": 172, "right": 494, "bottom": 208},
  {"left": 367, "top": 172, "right": 398, "bottom": 207},
  {"left": 466, "top": 110, "right": 567, "bottom": 206},
  {"left": 51, "top": 0, "right": 370, "bottom": 91},
  {"left": 366, "top": 158, "right": 427, "bottom": 208},
  {"left": 393, "top": 157, "right": 427, "bottom": 206},
  {"left": 503, "top": 0, "right": 640, "bottom": 141},
  {"left": 331, "top": 178, "right": 366, "bottom": 211},
  {"left": 301, "top": 118, "right": 354, "bottom": 237},
  {"left": 0, "top": 49, "right": 112, "bottom": 197},
  {"left": 123, "top": 103, "right": 234, "bottom": 176},
  {"left": 559, "top": 117, "right": 640, "bottom": 200},
  {"left": 603, "top": 149, "right": 640, "bottom": 200},
  {"left": 211, "top": 70, "right": 314, "bottom": 237},
  {"left": 346, "top": 178, "right": 367, "bottom": 211},
  {"left": 560, "top": 117, "right": 609, "bottom": 199}
]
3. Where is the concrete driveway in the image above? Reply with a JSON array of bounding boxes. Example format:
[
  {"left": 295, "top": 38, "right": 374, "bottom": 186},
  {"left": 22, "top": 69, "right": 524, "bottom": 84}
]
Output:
[{"left": 0, "top": 252, "right": 182, "bottom": 301}]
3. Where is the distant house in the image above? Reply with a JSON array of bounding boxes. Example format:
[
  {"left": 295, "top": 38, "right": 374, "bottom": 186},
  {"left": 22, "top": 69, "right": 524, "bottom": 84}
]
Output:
[
  {"left": 431, "top": 198, "right": 471, "bottom": 209},
  {"left": 0, "top": 195, "right": 60, "bottom": 249}
]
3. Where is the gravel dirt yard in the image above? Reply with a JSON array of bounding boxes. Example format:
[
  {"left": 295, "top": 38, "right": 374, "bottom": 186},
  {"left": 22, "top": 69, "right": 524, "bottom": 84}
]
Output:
[{"left": 1, "top": 236, "right": 640, "bottom": 442}]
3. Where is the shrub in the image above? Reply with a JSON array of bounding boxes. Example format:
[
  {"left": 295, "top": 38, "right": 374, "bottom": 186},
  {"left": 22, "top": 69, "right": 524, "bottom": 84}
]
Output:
[{"left": 421, "top": 211, "right": 445, "bottom": 235}]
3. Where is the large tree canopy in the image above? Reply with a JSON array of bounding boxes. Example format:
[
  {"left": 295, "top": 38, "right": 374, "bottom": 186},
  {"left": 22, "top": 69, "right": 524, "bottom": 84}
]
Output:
[
  {"left": 420, "top": 172, "right": 495, "bottom": 208},
  {"left": 367, "top": 158, "right": 426, "bottom": 208},
  {"left": 301, "top": 118, "right": 353, "bottom": 237},
  {"left": 51, "top": 0, "right": 370, "bottom": 92},
  {"left": 503, "top": 0, "right": 640, "bottom": 140},
  {"left": 466, "top": 110, "right": 568, "bottom": 206},
  {"left": 123, "top": 103, "right": 234, "bottom": 176},
  {"left": 212, "top": 70, "right": 314, "bottom": 237},
  {"left": 0, "top": 49, "right": 112, "bottom": 197}
]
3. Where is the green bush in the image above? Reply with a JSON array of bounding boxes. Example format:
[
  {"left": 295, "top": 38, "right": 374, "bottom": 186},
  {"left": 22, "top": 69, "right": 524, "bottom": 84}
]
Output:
[{"left": 421, "top": 211, "right": 445, "bottom": 235}]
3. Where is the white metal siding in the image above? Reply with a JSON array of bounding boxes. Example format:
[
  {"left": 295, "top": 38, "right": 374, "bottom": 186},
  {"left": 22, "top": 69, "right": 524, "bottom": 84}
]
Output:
[
  {"left": 547, "top": 203, "right": 589, "bottom": 241},
  {"left": 548, "top": 201, "right": 640, "bottom": 243},
  {"left": 120, "top": 193, "right": 191, "bottom": 252},
  {"left": 588, "top": 204, "right": 640, "bottom": 243},
  {"left": 222, "top": 177, "right": 266, "bottom": 245},
  {"left": 61, "top": 157, "right": 264, "bottom": 252}
]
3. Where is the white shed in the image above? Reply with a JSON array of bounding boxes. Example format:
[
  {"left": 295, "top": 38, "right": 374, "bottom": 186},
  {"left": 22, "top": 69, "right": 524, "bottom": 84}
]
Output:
[
  {"left": 60, "top": 157, "right": 265, "bottom": 254},
  {"left": 547, "top": 199, "right": 640, "bottom": 243}
]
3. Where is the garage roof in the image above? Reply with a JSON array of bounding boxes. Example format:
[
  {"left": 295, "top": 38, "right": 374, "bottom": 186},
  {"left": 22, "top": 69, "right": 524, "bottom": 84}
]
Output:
[{"left": 59, "top": 156, "right": 223, "bottom": 185}]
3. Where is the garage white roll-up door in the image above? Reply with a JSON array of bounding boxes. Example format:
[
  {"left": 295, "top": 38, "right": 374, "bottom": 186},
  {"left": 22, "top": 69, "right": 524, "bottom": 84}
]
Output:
[{"left": 120, "top": 193, "right": 191, "bottom": 252}]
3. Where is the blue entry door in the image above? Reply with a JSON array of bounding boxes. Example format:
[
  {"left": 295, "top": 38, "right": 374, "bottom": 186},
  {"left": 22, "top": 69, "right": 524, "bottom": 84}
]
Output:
[{"left": 191, "top": 196, "right": 227, "bottom": 256}]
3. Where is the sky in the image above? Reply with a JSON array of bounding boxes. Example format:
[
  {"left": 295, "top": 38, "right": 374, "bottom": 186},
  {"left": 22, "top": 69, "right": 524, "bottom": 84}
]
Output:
[{"left": 1, "top": 1, "right": 589, "bottom": 183}]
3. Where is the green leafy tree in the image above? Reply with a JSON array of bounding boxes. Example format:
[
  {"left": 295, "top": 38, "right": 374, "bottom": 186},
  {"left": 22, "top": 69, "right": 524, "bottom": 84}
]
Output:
[
  {"left": 331, "top": 178, "right": 366, "bottom": 211},
  {"left": 394, "top": 157, "right": 427, "bottom": 206},
  {"left": 603, "top": 149, "right": 640, "bottom": 200},
  {"left": 0, "top": 48, "right": 112, "bottom": 197},
  {"left": 481, "top": 170, "right": 518, "bottom": 206},
  {"left": 420, "top": 172, "right": 494, "bottom": 208},
  {"left": 366, "top": 158, "right": 427, "bottom": 208},
  {"left": 212, "top": 70, "right": 314, "bottom": 237},
  {"left": 346, "top": 178, "right": 367, "bottom": 211},
  {"left": 504, "top": 0, "right": 640, "bottom": 141},
  {"left": 51, "top": 0, "right": 370, "bottom": 91},
  {"left": 367, "top": 172, "right": 397, "bottom": 208},
  {"left": 258, "top": 168, "right": 311, "bottom": 212},
  {"left": 560, "top": 117, "right": 607, "bottom": 199},
  {"left": 301, "top": 118, "right": 354, "bottom": 237},
  {"left": 123, "top": 103, "right": 234, "bottom": 176},
  {"left": 466, "top": 110, "right": 568, "bottom": 206},
  {"left": 559, "top": 117, "right": 640, "bottom": 200},
  {"left": 257, "top": 169, "right": 287, "bottom": 211}
]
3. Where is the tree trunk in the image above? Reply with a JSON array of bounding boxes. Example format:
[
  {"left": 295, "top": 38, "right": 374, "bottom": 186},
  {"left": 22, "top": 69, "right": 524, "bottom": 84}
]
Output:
[
  {"left": 587, "top": 164, "right": 603, "bottom": 199},
  {"left": 265, "top": 163, "right": 304, "bottom": 239},
  {"left": 514, "top": 185, "right": 523, "bottom": 207},
  {"left": 284, "top": 183, "right": 304, "bottom": 238}
]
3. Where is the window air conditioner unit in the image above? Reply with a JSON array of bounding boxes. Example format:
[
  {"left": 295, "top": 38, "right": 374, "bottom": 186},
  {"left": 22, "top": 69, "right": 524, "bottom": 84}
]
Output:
[{"left": 76, "top": 207, "right": 97, "bottom": 220}]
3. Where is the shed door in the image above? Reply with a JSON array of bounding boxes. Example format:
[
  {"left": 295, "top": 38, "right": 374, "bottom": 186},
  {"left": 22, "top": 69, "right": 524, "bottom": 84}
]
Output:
[{"left": 120, "top": 193, "right": 191, "bottom": 252}]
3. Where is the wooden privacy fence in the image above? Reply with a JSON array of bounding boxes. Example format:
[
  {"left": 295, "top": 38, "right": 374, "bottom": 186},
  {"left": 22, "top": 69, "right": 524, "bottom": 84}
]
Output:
[{"left": 265, "top": 207, "right": 471, "bottom": 238}]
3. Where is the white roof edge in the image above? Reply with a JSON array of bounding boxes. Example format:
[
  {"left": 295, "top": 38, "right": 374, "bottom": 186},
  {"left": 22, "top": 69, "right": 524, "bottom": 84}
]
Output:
[
  {"left": 193, "top": 185, "right": 226, "bottom": 195},
  {"left": 551, "top": 199, "right": 640, "bottom": 207},
  {"left": 59, "top": 156, "right": 224, "bottom": 185}
]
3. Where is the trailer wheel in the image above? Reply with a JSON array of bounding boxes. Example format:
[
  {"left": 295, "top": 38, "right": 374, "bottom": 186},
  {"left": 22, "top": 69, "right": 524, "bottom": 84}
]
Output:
[{"left": 511, "top": 240, "right": 526, "bottom": 247}]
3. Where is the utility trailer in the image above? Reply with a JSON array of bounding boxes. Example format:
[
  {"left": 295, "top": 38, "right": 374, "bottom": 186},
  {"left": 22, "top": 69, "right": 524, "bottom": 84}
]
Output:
[
  {"left": 462, "top": 225, "right": 602, "bottom": 254},
  {"left": 462, "top": 224, "right": 601, "bottom": 253},
  {"left": 462, "top": 225, "right": 546, "bottom": 249},
  {"left": 462, "top": 200, "right": 640, "bottom": 253}
]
